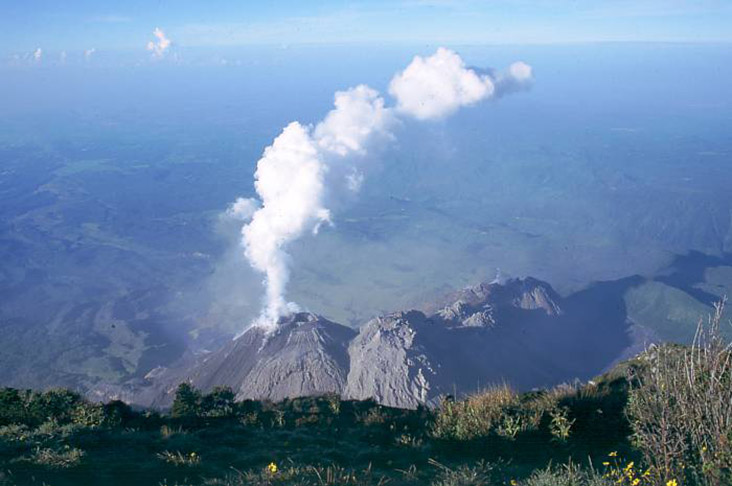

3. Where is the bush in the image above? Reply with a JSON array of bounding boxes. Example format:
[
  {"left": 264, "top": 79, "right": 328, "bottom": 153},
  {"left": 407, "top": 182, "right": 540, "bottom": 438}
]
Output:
[
  {"left": 28, "top": 389, "right": 83, "bottom": 425},
  {"left": 70, "top": 402, "right": 106, "bottom": 428},
  {"left": 628, "top": 300, "right": 732, "bottom": 486},
  {"left": 548, "top": 406, "right": 575, "bottom": 442},
  {"left": 157, "top": 450, "right": 201, "bottom": 467},
  {"left": 0, "top": 388, "right": 84, "bottom": 427},
  {"left": 201, "top": 386, "right": 236, "bottom": 417},
  {"left": 198, "top": 463, "right": 391, "bottom": 486},
  {"left": 0, "top": 389, "right": 29, "bottom": 426},
  {"left": 429, "top": 459, "right": 499, "bottom": 486},
  {"left": 431, "top": 385, "right": 519, "bottom": 441},
  {"left": 171, "top": 384, "right": 239, "bottom": 419},
  {"left": 523, "top": 463, "right": 610, "bottom": 486},
  {"left": 102, "top": 399, "right": 135, "bottom": 427},
  {"left": 171, "top": 383, "right": 203, "bottom": 418},
  {"left": 0, "top": 424, "right": 30, "bottom": 442},
  {"left": 23, "top": 446, "right": 85, "bottom": 468}
]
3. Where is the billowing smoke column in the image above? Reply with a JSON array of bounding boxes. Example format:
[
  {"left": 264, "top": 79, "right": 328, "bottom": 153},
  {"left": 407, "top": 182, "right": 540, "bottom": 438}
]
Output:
[{"left": 231, "top": 47, "right": 532, "bottom": 332}]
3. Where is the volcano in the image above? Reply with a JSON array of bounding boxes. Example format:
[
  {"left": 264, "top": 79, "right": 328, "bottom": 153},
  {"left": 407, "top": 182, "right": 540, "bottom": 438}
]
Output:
[{"left": 142, "top": 277, "right": 637, "bottom": 409}]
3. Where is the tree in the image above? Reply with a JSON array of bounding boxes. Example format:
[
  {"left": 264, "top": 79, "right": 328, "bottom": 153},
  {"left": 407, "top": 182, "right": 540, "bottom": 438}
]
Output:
[
  {"left": 0, "top": 388, "right": 26, "bottom": 426},
  {"left": 201, "top": 386, "right": 236, "bottom": 417},
  {"left": 171, "top": 383, "right": 202, "bottom": 418},
  {"left": 29, "top": 389, "right": 82, "bottom": 425},
  {"left": 102, "top": 400, "right": 134, "bottom": 427}
]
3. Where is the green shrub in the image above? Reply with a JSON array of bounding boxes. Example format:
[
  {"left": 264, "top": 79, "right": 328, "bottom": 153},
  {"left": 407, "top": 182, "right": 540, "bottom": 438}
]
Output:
[
  {"left": 199, "top": 463, "right": 391, "bottom": 486},
  {"left": 171, "top": 383, "right": 203, "bottom": 418},
  {"left": 549, "top": 407, "right": 575, "bottom": 442},
  {"left": 160, "top": 424, "right": 187, "bottom": 439},
  {"left": 201, "top": 386, "right": 236, "bottom": 417},
  {"left": 0, "top": 389, "right": 29, "bottom": 426},
  {"left": 356, "top": 406, "right": 387, "bottom": 426},
  {"left": 102, "top": 400, "right": 135, "bottom": 427},
  {"left": 34, "top": 419, "right": 63, "bottom": 436},
  {"left": 23, "top": 445, "right": 85, "bottom": 468},
  {"left": 429, "top": 459, "right": 498, "bottom": 486},
  {"left": 171, "top": 384, "right": 239, "bottom": 419},
  {"left": 324, "top": 394, "right": 341, "bottom": 416},
  {"left": 522, "top": 463, "right": 610, "bottom": 486},
  {"left": 70, "top": 402, "right": 106, "bottom": 428},
  {"left": 28, "top": 389, "right": 83, "bottom": 425},
  {"left": 431, "top": 385, "right": 518, "bottom": 441},
  {"left": 157, "top": 450, "right": 201, "bottom": 467},
  {"left": 0, "top": 424, "right": 31, "bottom": 444},
  {"left": 270, "top": 409, "right": 285, "bottom": 428},
  {"left": 239, "top": 411, "right": 260, "bottom": 427}
]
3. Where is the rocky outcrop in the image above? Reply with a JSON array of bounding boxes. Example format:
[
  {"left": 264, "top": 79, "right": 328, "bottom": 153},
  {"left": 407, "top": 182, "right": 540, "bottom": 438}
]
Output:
[
  {"left": 344, "top": 278, "right": 571, "bottom": 407},
  {"left": 344, "top": 311, "right": 440, "bottom": 408}
]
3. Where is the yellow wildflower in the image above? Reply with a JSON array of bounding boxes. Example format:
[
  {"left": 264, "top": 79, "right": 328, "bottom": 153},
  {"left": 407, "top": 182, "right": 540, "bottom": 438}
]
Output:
[
  {"left": 267, "top": 462, "right": 278, "bottom": 474},
  {"left": 609, "top": 451, "right": 618, "bottom": 457},
  {"left": 666, "top": 480, "right": 677, "bottom": 486}
]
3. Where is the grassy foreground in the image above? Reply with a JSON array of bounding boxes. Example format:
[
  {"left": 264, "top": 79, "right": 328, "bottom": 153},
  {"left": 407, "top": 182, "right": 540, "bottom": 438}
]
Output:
[
  {"left": 1, "top": 303, "right": 730, "bottom": 486},
  {"left": 0, "top": 375, "right": 632, "bottom": 486}
]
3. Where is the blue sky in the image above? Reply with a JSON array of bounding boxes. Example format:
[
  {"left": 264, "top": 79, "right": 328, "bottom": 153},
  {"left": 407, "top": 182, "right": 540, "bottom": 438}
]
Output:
[{"left": 2, "top": 0, "right": 732, "bottom": 56}]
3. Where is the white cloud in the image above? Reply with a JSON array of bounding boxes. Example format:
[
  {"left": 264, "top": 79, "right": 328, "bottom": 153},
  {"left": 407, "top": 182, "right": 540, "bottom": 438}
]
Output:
[
  {"left": 314, "top": 85, "right": 393, "bottom": 156},
  {"left": 33, "top": 48, "right": 42, "bottom": 62},
  {"left": 84, "top": 48, "right": 96, "bottom": 60},
  {"left": 388, "top": 47, "right": 495, "bottom": 120},
  {"left": 509, "top": 61, "right": 532, "bottom": 82},
  {"left": 147, "top": 27, "right": 171, "bottom": 58}
]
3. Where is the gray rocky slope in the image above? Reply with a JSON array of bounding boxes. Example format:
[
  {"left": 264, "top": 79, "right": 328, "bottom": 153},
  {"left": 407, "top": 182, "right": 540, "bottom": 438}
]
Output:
[{"left": 138, "top": 277, "right": 638, "bottom": 409}]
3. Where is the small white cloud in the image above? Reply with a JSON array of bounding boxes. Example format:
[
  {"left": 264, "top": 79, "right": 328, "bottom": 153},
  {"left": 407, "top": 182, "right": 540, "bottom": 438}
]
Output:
[
  {"left": 226, "top": 197, "right": 259, "bottom": 221},
  {"left": 147, "top": 27, "right": 171, "bottom": 58},
  {"left": 493, "top": 61, "right": 534, "bottom": 97},
  {"left": 509, "top": 61, "right": 532, "bottom": 82},
  {"left": 84, "top": 48, "right": 96, "bottom": 60},
  {"left": 33, "top": 48, "right": 42, "bottom": 62}
]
